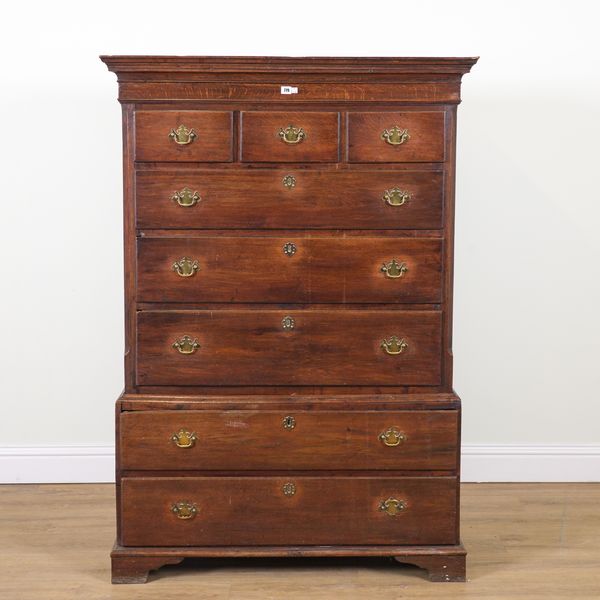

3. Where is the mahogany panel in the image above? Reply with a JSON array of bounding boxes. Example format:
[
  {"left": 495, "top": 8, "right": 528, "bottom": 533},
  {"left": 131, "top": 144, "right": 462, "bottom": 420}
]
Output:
[
  {"left": 136, "top": 309, "right": 442, "bottom": 386},
  {"left": 135, "top": 111, "right": 233, "bottom": 162},
  {"left": 120, "top": 409, "right": 458, "bottom": 470},
  {"left": 137, "top": 236, "right": 442, "bottom": 303},
  {"left": 348, "top": 112, "right": 445, "bottom": 163},
  {"left": 120, "top": 475, "right": 458, "bottom": 546},
  {"left": 241, "top": 112, "right": 339, "bottom": 162},
  {"left": 135, "top": 169, "right": 444, "bottom": 230}
]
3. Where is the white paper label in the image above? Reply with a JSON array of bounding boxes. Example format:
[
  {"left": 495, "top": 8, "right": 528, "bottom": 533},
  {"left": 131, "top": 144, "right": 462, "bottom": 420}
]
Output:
[{"left": 280, "top": 85, "right": 298, "bottom": 94}]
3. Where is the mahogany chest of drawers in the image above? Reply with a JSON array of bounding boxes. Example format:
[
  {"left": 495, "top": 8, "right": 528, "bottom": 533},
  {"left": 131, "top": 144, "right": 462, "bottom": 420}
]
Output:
[{"left": 101, "top": 55, "right": 477, "bottom": 584}]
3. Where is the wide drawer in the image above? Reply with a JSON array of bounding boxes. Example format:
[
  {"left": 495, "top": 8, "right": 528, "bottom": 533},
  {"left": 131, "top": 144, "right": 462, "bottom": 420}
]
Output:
[
  {"left": 120, "top": 476, "right": 458, "bottom": 546},
  {"left": 135, "top": 111, "right": 233, "bottom": 162},
  {"left": 135, "top": 170, "right": 444, "bottom": 229},
  {"left": 241, "top": 111, "right": 339, "bottom": 162},
  {"left": 348, "top": 112, "right": 445, "bottom": 163},
  {"left": 136, "top": 309, "right": 442, "bottom": 386},
  {"left": 137, "top": 236, "right": 442, "bottom": 303},
  {"left": 120, "top": 409, "right": 458, "bottom": 470}
]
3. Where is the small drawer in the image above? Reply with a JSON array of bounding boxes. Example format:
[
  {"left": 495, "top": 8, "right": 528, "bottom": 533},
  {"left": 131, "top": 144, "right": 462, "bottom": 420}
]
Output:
[
  {"left": 120, "top": 476, "right": 458, "bottom": 546},
  {"left": 241, "top": 111, "right": 339, "bottom": 162},
  {"left": 348, "top": 112, "right": 445, "bottom": 163},
  {"left": 136, "top": 309, "right": 442, "bottom": 386},
  {"left": 137, "top": 236, "right": 442, "bottom": 304},
  {"left": 135, "top": 111, "right": 233, "bottom": 162},
  {"left": 135, "top": 170, "right": 444, "bottom": 230},
  {"left": 120, "top": 409, "right": 459, "bottom": 471}
]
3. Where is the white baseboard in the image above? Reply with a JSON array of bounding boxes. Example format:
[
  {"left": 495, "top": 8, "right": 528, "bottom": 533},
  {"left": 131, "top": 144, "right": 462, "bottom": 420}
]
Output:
[{"left": 0, "top": 444, "right": 599, "bottom": 484}]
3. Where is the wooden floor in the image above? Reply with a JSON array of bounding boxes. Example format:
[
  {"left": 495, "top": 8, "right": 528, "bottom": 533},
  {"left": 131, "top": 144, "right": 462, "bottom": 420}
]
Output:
[{"left": 0, "top": 483, "right": 598, "bottom": 599}]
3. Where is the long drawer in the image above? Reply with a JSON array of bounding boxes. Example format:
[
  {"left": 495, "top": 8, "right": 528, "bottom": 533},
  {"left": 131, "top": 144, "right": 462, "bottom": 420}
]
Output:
[
  {"left": 120, "top": 476, "right": 458, "bottom": 546},
  {"left": 136, "top": 309, "right": 442, "bottom": 386},
  {"left": 120, "top": 409, "right": 458, "bottom": 470},
  {"left": 137, "top": 236, "right": 442, "bottom": 304},
  {"left": 135, "top": 170, "right": 444, "bottom": 230}
]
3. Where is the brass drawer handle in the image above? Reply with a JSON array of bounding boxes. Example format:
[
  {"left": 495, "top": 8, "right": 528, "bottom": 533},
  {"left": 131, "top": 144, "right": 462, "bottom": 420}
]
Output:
[
  {"left": 279, "top": 125, "right": 306, "bottom": 145},
  {"left": 171, "top": 501, "right": 198, "bottom": 520},
  {"left": 381, "top": 336, "right": 408, "bottom": 355},
  {"left": 383, "top": 188, "right": 410, "bottom": 206},
  {"left": 172, "top": 335, "right": 200, "bottom": 355},
  {"left": 282, "top": 415, "right": 296, "bottom": 430},
  {"left": 171, "top": 429, "right": 198, "bottom": 448},
  {"left": 169, "top": 124, "right": 197, "bottom": 145},
  {"left": 379, "top": 427, "right": 407, "bottom": 447},
  {"left": 379, "top": 498, "right": 406, "bottom": 516},
  {"left": 381, "top": 126, "right": 410, "bottom": 146},
  {"left": 381, "top": 259, "right": 408, "bottom": 279},
  {"left": 172, "top": 187, "right": 200, "bottom": 207},
  {"left": 172, "top": 257, "right": 199, "bottom": 277}
]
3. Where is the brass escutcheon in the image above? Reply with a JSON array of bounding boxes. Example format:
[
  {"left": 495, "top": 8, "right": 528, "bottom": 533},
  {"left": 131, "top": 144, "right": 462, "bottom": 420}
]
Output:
[
  {"left": 282, "top": 174, "right": 297, "bottom": 189},
  {"left": 381, "top": 336, "right": 408, "bottom": 355},
  {"left": 379, "top": 427, "right": 407, "bottom": 447},
  {"left": 282, "top": 415, "right": 296, "bottom": 430},
  {"left": 172, "top": 257, "right": 199, "bottom": 277},
  {"left": 169, "top": 124, "right": 197, "bottom": 145},
  {"left": 171, "top": 187, "right": 201, "bottom": 207},
  {"left": 379, "top": 498, "right": 406, "bottom": 516},
  {"left": 171, "top": 429, "right": 198, "bottom": 448},
  {"left": 381, "top": 259, "right": 408, "bottom": 279},
  {"left": 282, "top": 316, "right": 295, "bottom": 331},
  {"left": 383, "top": 188, "right": 411, "bottom": 207},
  {"left": 283, "top": 242, "right": 297, "bottom": 257},
  {"left": 171, "top": 501, "right": 198, "bottom": 519},
  {"left": 172, "top": 335, "right": 200, "bottom": 355},
  {"left": 279, "top": 125, "right": 306, "bottom": 145},
  {"left": 282, "top": 482, "right": 296, "bottom": 496},
  {"left": 381, "top": 126, "right": 410, "bottom": 146}
]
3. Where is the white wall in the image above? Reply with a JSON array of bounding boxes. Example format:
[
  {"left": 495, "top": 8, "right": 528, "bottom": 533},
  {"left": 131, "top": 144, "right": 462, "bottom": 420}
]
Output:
[{"left": 1, "top": 0, "right": 599, "bottom": 481}]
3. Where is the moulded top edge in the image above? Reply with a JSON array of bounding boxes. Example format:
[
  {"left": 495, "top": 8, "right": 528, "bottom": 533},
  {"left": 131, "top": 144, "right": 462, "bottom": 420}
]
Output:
[{"left": 100, "top": 55, "right": 479, "bottom": 76}]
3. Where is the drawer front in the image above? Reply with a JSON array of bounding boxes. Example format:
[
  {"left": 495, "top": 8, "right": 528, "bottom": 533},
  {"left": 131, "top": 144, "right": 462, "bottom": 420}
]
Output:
[
  {"left": 121, "top": 476, "right": 457, "bottom": 546},
  {"left": 137, "top": 236, "right": 442, "bottom": 304},
  {"left": 348, "top": 112, "right": 445, "bottom": 163},
  {"left": 241, "top": 112, "right": 339, "bottom": 162},
  {"left": 135, "top": 111, "right": 233, "bottom": 162},
  {"left": 121, "top": 409, "right": 458, "bottom": 471},
  {"left": 136, "top": 170, "right": 444, "bottom": 230},
  {"left": 136, "top": 309, "right": 442, "bottom": 386}
]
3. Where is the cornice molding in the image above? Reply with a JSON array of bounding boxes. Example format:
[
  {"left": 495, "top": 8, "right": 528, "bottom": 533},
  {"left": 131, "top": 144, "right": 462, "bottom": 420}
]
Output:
[{"left": 100, "top": 55, "right": 479, "bottom": 78}]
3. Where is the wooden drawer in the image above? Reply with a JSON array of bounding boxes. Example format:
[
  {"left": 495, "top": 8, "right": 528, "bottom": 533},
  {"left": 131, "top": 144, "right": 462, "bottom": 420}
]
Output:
[
  {"left": 120, "top": 409, "right": 458, "bottom": 471},
  {"left": 136, "top": 309, "right": 442, "bottom": 386},
  {"left": 348, "top": 112, "right": 445, "bottom": 163},
  {"left": 241, "top": 112, "right": 339, "bottom": 162},
  {"left": 120, "top": 476, "right": 458, "bottom": 546},
  {"left": 137, "top": 236, "right": 442, "bottom": 304},
  {"left": 135, "top": 170, "right": 444, "bottom": 230},
  {"left": 135, "top": 111, "right": 233, "bottom": 162}
]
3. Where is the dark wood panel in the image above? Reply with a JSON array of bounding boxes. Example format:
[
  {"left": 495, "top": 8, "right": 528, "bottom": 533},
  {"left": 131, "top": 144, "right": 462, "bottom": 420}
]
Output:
[
  {"left": 137, "top": 236, "right": 442, "bottom": 303},
  {"left": 120, "top": 409, "right": 458, "bottom": 470},
  {"left": 135, "top": 111, "right": 233, "bottom": 162},
  {"left": 241, "top": 112, "right": 339, "bottom": 162},
  {"left": 135, "top": 169, "right": 444, "bottom": 230},
  {"left": 120, "top": 476, "right": 458, "bottom": 546},
  {"left": 136, "top": 309, "right": 442, "bottom": 386},
  {"left": 348, "top": 112, "right": 445, "bottom": 163}
]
